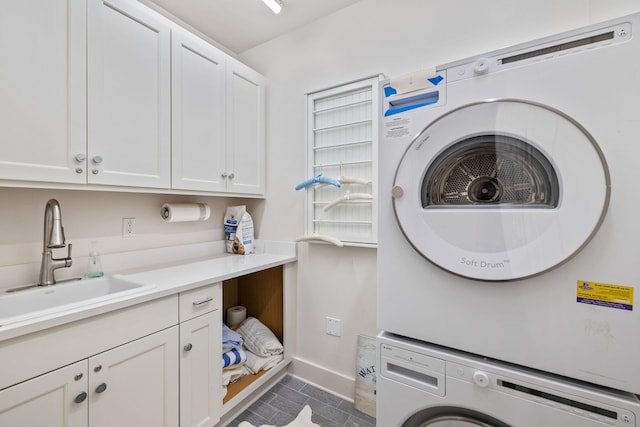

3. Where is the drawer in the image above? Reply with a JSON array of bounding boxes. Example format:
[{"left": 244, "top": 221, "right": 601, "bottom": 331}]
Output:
[{"left": 179, "top": 282, "right": 221, "bottom": 322}]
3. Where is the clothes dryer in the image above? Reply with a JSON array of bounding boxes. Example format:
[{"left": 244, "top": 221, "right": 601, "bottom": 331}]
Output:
[
  {"left": 378, "top": 13, "right": 640, "bottom": 394},
  {"left": 377, "top": 332, "right": 640, "bottom": 427}
]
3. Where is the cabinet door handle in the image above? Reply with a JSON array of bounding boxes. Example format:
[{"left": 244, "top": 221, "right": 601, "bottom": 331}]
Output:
[
  {"left": 74, "top": 391, "right": 88, "bottom": 404},
  {"left": 95, "top": 383, "right": 108, "bottom": 394},
  {"left": 92, "top": 155, "right": 103, "bottom": 164},
  {"left": 221, "top": 172, "right": 228, "bottom": 178},
  {"left": 228, "top": 173, "right": 235, "bottom": 180},
  {"left": 74, "top": 153, "right": 86, "bottom": 162},
  {"left": 192, "top": 296, "right": 213, "bottom": 306},
  {"left": 184, "top": 343, "right": 193, "bottom": 352}
]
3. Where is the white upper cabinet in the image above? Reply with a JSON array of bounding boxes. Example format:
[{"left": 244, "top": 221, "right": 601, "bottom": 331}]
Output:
[
  {"left": 226, "top": 60, "right": 266, "bottom": 195},
  {"left": 0, "top": 0, "right": 264, "bottom": 195},
  {"left": 0, "top": 0, "right": 87, "bottom": 184},
  {"left": 171, "top": 29, "right": 227, "bottom": 192},
  {"left": 88, "top": 0, "right": 171, "bottom": 189},
  {"left": 172, "top": 34, "right": 266, "bottom": 195}
]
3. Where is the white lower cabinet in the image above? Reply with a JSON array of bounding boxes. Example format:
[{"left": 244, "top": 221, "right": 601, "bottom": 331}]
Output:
[
  {"left": 0, "top": 283, "right": 222, "bottom": 427},
  {"left": 180, "top": 311, "right": 221, "bottom": 427},
  {"left": 178, "top": 282, "right": 222, "bottom": 427},
  {"left": 0, "top": 327, "right": 179, "bottom": 427},
  {"left": 0, "top": 360, "right": 88, "bottom": 427},
  {"left": 88, "top": 327, "right": 179, "bottom": 427}
]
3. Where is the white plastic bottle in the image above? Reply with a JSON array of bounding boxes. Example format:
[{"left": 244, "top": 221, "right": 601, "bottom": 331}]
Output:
[{"left": 84, "top": 241, "right": 104, "bottom": 278}]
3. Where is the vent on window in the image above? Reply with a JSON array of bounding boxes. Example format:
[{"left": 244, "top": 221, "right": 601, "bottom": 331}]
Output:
[{"left": 499, "top": 31, "right": 614, "bottom": 65}]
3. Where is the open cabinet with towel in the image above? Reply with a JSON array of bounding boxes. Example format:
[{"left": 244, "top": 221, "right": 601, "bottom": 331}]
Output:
[{"left": 219, "top": 265, "right": 292, "bottom": 423}]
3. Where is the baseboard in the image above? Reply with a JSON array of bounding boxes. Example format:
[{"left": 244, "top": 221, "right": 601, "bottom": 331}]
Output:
[{"left": 288, "top": 356, "right": 355, "bottom": 402}]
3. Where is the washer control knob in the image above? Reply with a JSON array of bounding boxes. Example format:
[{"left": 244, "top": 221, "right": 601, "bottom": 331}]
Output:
[
  {"left": 472, "top": 371, "right": 490, "bottom": 387},
  {"left": 473, "top": 58, "right": 490, "bottom": 75}
]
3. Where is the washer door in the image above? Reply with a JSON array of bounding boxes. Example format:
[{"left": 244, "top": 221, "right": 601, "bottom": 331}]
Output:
[
  {"left": 393, "top": 100, "right": 609, "bottom": 280},
  {"left": 403, "top": 406, "right": 512, "bottom": 427}
]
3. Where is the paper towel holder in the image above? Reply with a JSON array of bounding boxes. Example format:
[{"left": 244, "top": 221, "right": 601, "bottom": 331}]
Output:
[{"left": 161, "top": 203, "right": 211, "bottom": 222}]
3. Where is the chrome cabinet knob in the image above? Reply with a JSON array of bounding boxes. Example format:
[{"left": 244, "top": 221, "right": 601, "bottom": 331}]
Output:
[
  {"left": 92, "top": 155, "right": 103, "bottom": 164},
  {"left": 221, "top": 172, "right": 228, "bottom": 178},
  {"left": 184, "top": 343, "right": 193, "bottom": 352},
  {"left": 228, "top": 173, "right": 235, "bottom": 180},
  {"left": 74, "top": 154, "right": 86, "bottom": 162}
]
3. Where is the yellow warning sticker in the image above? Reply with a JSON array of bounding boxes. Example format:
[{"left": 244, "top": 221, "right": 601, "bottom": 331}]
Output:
[{"left": 577, "top": 280, "right": 634, "bottom": 311}]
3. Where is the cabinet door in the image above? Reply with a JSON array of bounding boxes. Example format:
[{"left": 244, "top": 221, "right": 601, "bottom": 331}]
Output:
[
  {"left": 172, "top": 29, "right": 227, "bottom": 192},
  {"left": 0, "top": 0, "right": 86, "bottom": 184},
  {"left": 88, "top": 0, "right": 171, "bottom": 188},
  {"left": 226, "top": 60, "right": 266, "bottom": 195},
  {"left": 0, "top": 360, "right": 88, "bottom": 427},
  {"left": 89, "top": 326, "right": 179, "bottom": 427},
  {"left": 180, "top": 311, "right": 222, "bottom": 427}
]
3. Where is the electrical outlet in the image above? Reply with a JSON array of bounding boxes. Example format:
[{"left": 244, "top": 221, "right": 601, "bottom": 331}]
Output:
[
  {"left": 325, "top": 317, "right": 341, "bottom": 337},
  {"left": 123, "top": 218, "right": 136, "bottom": 238}
]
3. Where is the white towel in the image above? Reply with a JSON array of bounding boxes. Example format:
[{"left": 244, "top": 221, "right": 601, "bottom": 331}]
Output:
[
  {"left": 242, "top": 350, "right": 284, "bottom": 375},
  {"left": 222, "top": 365, "right": 245, "bottom": 386},
  {"left": 236, "top": 317, "right": 283, "bottom": 357}
]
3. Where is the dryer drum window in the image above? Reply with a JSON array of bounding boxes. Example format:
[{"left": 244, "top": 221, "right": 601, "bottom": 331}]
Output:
[{"left": 422, "top": 134, "right": 559, "bottom": 208}]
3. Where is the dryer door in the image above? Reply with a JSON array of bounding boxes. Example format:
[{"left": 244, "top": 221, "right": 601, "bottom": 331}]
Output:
[{"left": 392, "top": 99, "right": 609, "bottom": 280}]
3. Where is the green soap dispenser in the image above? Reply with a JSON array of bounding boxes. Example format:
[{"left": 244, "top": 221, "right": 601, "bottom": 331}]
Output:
[{"left": 84, "top": 241, "right": 104, "bottom": 278}]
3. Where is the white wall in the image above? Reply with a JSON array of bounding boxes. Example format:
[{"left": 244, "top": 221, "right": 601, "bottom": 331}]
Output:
[
  {"left": 239, "top": 0, "right": 640, "bottom": 398},
  {"left": 0, "top": 187, "right": 263, "bottom": 289}
]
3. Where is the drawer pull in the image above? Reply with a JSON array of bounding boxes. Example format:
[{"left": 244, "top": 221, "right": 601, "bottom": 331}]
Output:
[
  {"left": 95, "top": 383, "right": 107, "bottom": 394},
  {"left": 192, "top": 296, "right": 213, "bottom": 306},
  {"left": 184, "top": 343, "right": 193, "bottom": 352}
]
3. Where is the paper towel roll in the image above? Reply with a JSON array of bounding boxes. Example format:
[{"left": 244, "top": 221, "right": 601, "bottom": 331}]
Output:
[
  {"left": 161, "top": 203, "right": 210, "bottom": 222},
  {"left": 227, "top": 306, "right": 247, "bottom": 327}
]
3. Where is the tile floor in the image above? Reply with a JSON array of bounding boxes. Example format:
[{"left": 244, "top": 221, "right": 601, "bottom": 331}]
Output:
[{"left": 226, "top": 375, "right": 376, "bottom": 427}]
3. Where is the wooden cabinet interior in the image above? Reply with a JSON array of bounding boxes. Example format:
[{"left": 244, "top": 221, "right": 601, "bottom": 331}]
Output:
[{"left": 222, "top": 266, "right": 283, "bottom": 403}]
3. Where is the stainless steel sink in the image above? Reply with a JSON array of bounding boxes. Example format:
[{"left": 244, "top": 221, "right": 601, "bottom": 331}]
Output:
[{"left": 0, "top": 276, "right": 154, "bottom": 326}]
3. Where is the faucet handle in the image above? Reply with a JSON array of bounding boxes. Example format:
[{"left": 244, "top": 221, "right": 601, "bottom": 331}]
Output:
[{"left": 65, "top": 243, "right": 73, "bottom": 267}]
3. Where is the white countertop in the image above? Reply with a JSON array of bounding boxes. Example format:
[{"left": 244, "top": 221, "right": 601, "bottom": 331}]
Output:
[{"left": 0, "top": 241, "right": 296, "bottom": 342}]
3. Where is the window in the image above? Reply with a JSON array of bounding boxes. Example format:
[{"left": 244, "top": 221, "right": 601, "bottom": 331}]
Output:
[{"left": 301, "top": 76, "right": 382, "bottom": 247}]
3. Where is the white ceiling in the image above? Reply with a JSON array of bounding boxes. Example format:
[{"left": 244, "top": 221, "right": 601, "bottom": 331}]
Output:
[{"left": 143, "top": 0, "right": 361, "bottom": 54}]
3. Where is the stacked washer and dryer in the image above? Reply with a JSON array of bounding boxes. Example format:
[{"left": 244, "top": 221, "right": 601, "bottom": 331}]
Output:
[{"left": 377, "top": 12, "right": 640, "bottom": 426}]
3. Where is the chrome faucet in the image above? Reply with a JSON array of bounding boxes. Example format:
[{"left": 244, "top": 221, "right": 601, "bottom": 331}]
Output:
[{"left": 39, "top": 199, "right": 72, "bottom": 286}]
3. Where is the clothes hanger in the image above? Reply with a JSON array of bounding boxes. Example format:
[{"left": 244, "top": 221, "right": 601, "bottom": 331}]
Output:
[
  {"left": 315, "top": 176, "right": 372, "bottom": 189},
  {"left": 323, "top": 192, "right": 373, "bottom": 212},
  {"left": 295, "top": 233, "right": 344, "bottom": 247},
  {"left": 295, "top": 173, "right": 341, "bottom": 190}
]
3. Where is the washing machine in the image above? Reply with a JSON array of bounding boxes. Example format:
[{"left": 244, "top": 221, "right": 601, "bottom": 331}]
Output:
[
  {"left": 378, "top": 13, "right": 640, "bottom": 394},
  {"left": 377, "top": 332, "right": 640, "bottom": 427}
]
